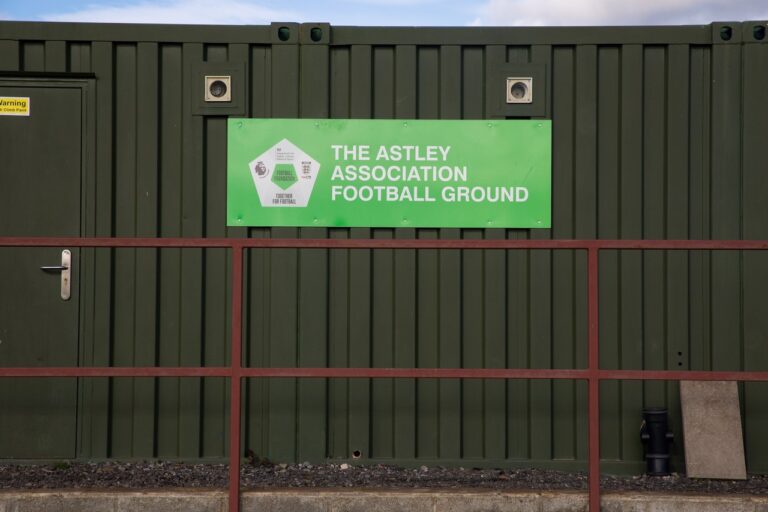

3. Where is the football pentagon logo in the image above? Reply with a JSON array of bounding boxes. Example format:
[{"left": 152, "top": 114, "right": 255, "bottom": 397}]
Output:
[{"left": 248, "top": 139, "right": 320, "bottom": 207}]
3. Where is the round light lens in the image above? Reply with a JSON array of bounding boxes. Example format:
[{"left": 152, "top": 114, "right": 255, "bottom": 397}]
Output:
[
  {"left": 510, "top": 82, "right": 528, "bottom": 100},
  {"left": 209, "top": 80, "right": 228, "bottom": 98}
]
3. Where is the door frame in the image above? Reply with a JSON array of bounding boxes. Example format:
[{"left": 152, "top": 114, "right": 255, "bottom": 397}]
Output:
[{"left": 0, "top": 77, "right": 96, "bottom": 460}]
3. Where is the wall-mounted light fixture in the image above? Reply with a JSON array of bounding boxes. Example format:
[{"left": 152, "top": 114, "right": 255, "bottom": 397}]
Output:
[
  {"left": 506, "top": 77, "right": 533, "bottom": 104},
  {"left": 205, "top": 75, "right": 232, "bottom": 102}
]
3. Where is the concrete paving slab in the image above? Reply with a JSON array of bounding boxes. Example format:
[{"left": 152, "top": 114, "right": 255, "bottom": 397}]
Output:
[
  {"left": 539, "top": 492, "right": 588, "bottom": 512},
  {"left": 241, "top": 492, "right": 328, "bottom": 512},
  {"left": 1, "top": 491, "right": 118, "bottom": 512},
  {"left": 680, "top": 380, "right": 747, "bottom": 479},
  {"left": 601, "top": 492, "right": 763, "bottom": 512},
  {"left": 331, "top": 492, "right": 433, "bottom": 512},
  {"left": 114, "top": 490, "right": 225, "bottom": 512},
  {"left": 433, "top": 490, "right": 552, "bottom": 512}
]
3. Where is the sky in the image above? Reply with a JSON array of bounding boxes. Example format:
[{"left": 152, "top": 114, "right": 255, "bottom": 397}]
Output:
[{"left": 1, "top": 0, "right": 767, "bottom": 27}]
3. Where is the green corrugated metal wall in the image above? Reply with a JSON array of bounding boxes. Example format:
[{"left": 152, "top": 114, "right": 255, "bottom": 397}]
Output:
[{"left": 1, "top": 21, "right": 768, "bottom": 473}]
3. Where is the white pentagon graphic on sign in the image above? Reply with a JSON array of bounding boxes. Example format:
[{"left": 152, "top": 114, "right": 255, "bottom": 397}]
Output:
[{"left": 248, "top": 138, "right": 321, "bottom": 207}]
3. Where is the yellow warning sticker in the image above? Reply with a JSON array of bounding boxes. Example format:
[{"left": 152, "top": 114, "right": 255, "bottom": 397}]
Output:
[{"left": 0, "top": 97, "right": 30, "bottom": 116}]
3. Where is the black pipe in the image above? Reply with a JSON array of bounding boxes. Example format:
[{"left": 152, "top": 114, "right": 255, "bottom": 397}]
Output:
[{"left": 640, "top": 407, "right": 674, "bottom": 476}]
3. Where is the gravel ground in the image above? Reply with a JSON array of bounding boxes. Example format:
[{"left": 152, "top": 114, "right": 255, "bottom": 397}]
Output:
[{"left": 1, "top": 461, "right": 767, "bottom": 494}]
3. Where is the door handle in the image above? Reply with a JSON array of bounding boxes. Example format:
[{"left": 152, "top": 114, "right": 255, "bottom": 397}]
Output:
[{"left": 40, "top": 249, "right": 71, "bottom": 301}]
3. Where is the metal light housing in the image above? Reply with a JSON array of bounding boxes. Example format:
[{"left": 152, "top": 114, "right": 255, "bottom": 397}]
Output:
[
  {"left": 506, "top": 77, "right": 533, "bottom": 104},
  {"left": 205, "top": 75, "right": 232, "bottom": 102}
]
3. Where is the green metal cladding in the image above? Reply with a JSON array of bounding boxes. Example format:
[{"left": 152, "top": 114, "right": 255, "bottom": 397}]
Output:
[{"left": 0, "top": 20, "right": 767, "bottom": 474}]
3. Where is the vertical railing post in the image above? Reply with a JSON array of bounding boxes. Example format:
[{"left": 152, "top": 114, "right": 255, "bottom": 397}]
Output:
[
  {"left": 587, "top": 246, "right": 600, "bottom": 511},
  {"left": 228, "top": 243, "right": 244, "bottom": 512}
]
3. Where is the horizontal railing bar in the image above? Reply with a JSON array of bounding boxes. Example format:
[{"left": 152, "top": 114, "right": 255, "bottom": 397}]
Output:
[
  {"left": 3, "top": 367, "right": 768, "bottom": 381},
  {"left": 0, "top": 237, "right": 234, "bottom": 248},
  {"left": 0, "top": 367, "right": 586, "bottom": 378},
  {"left": 1, "top": 237, "right": 768, "bottom": 250},
  {"left": 599, "top": 369, "right": 768, "bottom": 381},
  {"left": 580, "top": 240, "right": 768, "bottom": 250},
  {"left": 239, "top": 368, "right": 588, "bottom": 379},
  {"left": 0, "top": 367, "right": 231, "bottom": 377}
]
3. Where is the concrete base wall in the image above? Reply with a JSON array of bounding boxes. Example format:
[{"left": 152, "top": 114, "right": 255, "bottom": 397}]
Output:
[{"left": 1, "top": 489, "right": 768, "bottom": 512}]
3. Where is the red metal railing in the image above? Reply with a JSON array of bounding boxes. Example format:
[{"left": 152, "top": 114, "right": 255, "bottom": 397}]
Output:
[{"left": 2, "top": 236, "right": 768, "bottom": 512}]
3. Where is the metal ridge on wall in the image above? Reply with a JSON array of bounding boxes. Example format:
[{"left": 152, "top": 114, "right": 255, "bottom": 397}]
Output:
[{"left": 0, "top": 20, "right": 766, "bottom": 45}]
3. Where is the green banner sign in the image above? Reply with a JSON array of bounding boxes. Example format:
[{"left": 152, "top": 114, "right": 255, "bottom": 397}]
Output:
[{"left": 227, "top": 119, "right": 551, "bottom": 228}]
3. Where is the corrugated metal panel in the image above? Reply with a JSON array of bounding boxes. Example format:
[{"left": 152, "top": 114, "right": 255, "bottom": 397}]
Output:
[{"left": 1, "top": 21, "right": 767, "bottom": 474}]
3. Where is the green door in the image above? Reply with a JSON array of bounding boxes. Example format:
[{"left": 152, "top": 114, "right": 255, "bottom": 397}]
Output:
[{"left": 0, "top": 83, "right": 82, "bottom": 458}]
